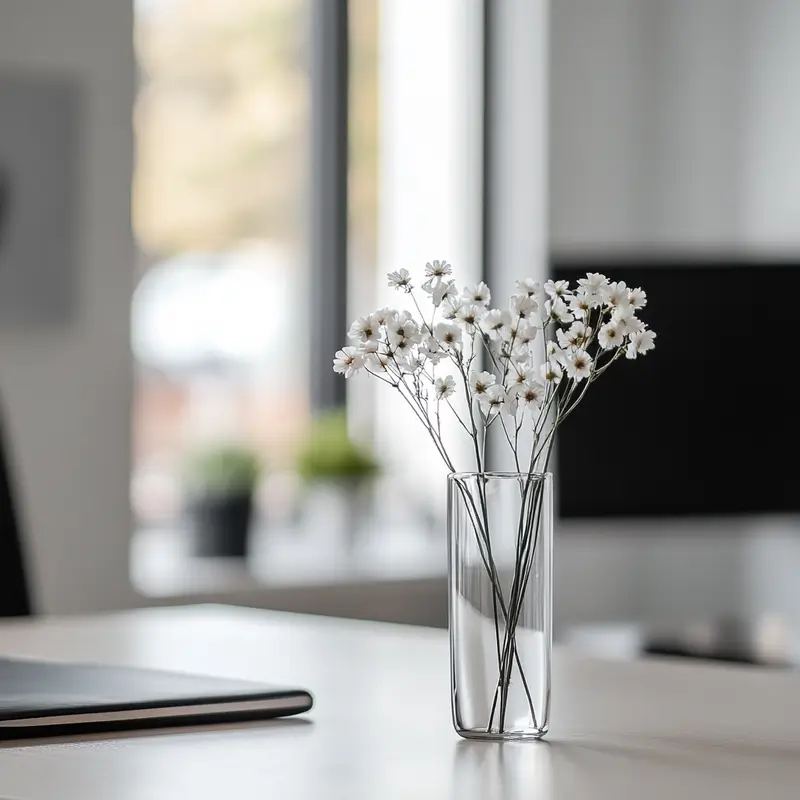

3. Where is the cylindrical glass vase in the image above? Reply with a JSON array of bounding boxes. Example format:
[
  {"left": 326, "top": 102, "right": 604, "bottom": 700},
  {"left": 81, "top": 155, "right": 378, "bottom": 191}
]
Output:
[{"left": 448, "top": 472, "right": 552, "bottom": 740}]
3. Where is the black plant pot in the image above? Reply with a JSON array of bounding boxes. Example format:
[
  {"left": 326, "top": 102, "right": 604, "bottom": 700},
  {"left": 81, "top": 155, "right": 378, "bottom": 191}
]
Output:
[{"left": 187, "top": 492, "right": 253, "bottom": 558}]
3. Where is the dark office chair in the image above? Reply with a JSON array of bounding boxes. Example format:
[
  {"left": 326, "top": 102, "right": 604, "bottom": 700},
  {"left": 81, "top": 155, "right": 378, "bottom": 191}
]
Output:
[
  {"left": 0, "top": 165, "right": 32, "bottom": 615},
  {"left": 0, "top": 400, "right": 32, "bottom": 617}
]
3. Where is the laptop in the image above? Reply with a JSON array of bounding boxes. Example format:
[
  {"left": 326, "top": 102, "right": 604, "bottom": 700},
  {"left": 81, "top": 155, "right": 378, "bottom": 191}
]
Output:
[{"left": 0, "top": 657, "right": 313, "bottom": 738}]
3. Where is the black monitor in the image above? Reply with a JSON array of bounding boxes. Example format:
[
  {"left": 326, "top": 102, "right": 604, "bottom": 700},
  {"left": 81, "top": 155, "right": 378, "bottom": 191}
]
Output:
[{"left": 553, "top": 256, "right": 800, "bottom": 518}]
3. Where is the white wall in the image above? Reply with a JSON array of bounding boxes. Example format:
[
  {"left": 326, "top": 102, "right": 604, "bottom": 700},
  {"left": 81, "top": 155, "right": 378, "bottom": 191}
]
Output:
[
  {"left": 550, "top": 0, "right": 800, "bottom": 252},
  {"left": 0, "top": 0, "right": 137, "bottom": 613}
]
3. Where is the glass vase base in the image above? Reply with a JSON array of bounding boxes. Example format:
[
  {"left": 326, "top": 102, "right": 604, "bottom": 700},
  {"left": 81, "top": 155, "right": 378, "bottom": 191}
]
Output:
[{"left": 455, "top": 726, "right": 549, "bottom": 742}]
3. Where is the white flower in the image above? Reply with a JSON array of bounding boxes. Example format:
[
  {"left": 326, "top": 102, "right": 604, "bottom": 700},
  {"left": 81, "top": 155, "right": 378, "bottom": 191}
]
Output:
[
  {"left": 515, "top": 320, "right": 538, "bottom": 345},
  {"left": 509, "top": 345, "right": 531, "bottom": 366},
  {"left": 441, "top": 297, "right": 461, "bottom": 321},
  {"left": 612, "top": 305, "right": 644, "bottom": 335},
  {"left": 565, "top": 348, "right": 593, "bottom": 382},
  {"left": 546, "top": 297, "right": 574, "bottom": 324},
  {"left": 515, "top": 278, "right": 540, "bottom": 298},
  {"left": 420, "top": 335, "right": 446, "bottom": 364},
  {"left": 456, "top": 303, "right": 484, "bottom": 331},
  {"left": 482, "top": 384, "right": 508, "bottom": 414},
  {"left": 547, "top": 340, "right": 567, "bottom": 364},
  {"left": 462, "top": 281, "right": 491, "bottom": 306},
  {"left": 568, "top": 291, "right": 593, "bottom": 319},
  {"left": 348, "top": 314, "right": 380, "bottom": 343},
  {"left": 366, "top": 351, "right": 391, "bottom": 372},
  {"left": 605, "top": 281, "right": 630, "bottom": 310},
  {"left": 626, "top": 328, "right": 657, "bottom": 359},
  {"left": 469, "top": 370, "right": 496, "bottom": 399},
  {"left": 598, "top": 321, "right": 624, "bottom": 350},
  {"left": 628, "top": 287, "right": 647, "bottom": 310},
  {"left": 398, "top": 355, "right": 423, "bottom": 374},
  {"left": 544, "top": 279, "right": 570, "bottom": 299},
  {"left": 434, "top": 375, "right": 456, "bottom": 400},
  {"left": 424, "top": 259, "right": 452, "bottom": 280},
  {"left": 372, "top": 307, "right": 393, "bottom": 327},
  {"left": 578, "top": 272, "right": 609, "bottom": 296},
  {"left": 517, "top": 380, "right": 546, "bottom": 412},
  {"left": 387, "top": 269, "right": 412, "bottom": 291},
  {"left": 481, "top": 308, "right": 511, "bottom": 338},
  {"left": 540, "top": 360, "right": 563, "bottom": 385},
  {"left": 510, "top": 293, "right": 538, "bottom": 319},
  {"left": 427, "top": 279, "right": 457, "bottom": 307},
  {"left": 333, "top": 346, "right": 365, "bottom": 378},
  {"left": 434, "top": 321, "right": 463, "bottom": 349},
  {"left": 386, "top": 311, "right": 421, "bottom": 346},
  {"left": 506, "top": 366, "right": 539, "bottom": 395},
  {"left": 556, "top": 321, "right": 591, "bottom": 350},
  {"left": 359, "top": 339, "right": 379, "bottom": 355}
]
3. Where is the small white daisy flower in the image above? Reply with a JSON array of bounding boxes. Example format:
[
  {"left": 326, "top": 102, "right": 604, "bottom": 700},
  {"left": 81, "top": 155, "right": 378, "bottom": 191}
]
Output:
[
  {"left": 469, "top": 370, "right": 496, "bottom": 399},
  {"left": 626, "top": 328, "right": 657, "bottom": 359},
  {"left": 556, "top": 321, "right": 591, "bottom": 350},
  {"left": 371, "top": 307, "right": 394, "bottom": 327},
  {"left": 420, "top": 336, "right": 445, "bottom": 364},
  {"left": 430, "top": 279, "right": 458, "bottom": 308},
  {"left": 598, "top": 321, "right": 623, "bottom": 350},
  {"left": 366, "top": 351, "right": 391, "bottom": 372},
  {"left": 568, "top": 291, "right": 593, "bottom": 319},
  {"left": 517, "top": 381, "right": 546, "bottom": 412},
  {"left": 546, "top": 297, "right": 574, "bottom": 324},
  {"left": 605, "top": 281, "right": 630, "bottom": 310},
  {"left": 481, "top": 309, "right": 511, "bottom": 338},
  {"left": 546, "top": 340, "right": 567, "bottom": 364},
  {"left": 544, "top": 279, "right": 570, "bottom": 299},
  {"left": 434, "top": 375, "right": 456, "bottom": 400},
  {"left": 506, "top": 367, "right": 538, "bottom": 395},
  {"left": 628, "top": 287, "right": 647, "bottom": 310},
  {"left": 387, "top": 269, "right": 412, "bottom": 291},
  {"left": 387, "top": 311, "right": 421, "bottom": 346},
  {"left": 565, "top": 348, "right": 593, "bottom": 382},
  {"left": 578, "top": 272, "right": 609, "bottom": 295},
  {"left": 434, "top": 321, "right": 463, "bottom": 349},
  {"left": 509, "top": 293, "right": 539, "bottom": 319},
  {"left": 462, "top": 281, "right": 492, "bottom": 307},
  {"left": 348, "top": 315, "right": 380, "bottom": 344},
  {"left": 441, "top": 296, "right": 461, "bottom": 321},
  {"left": 611, "top": 305, "right": 643, "bottom": 335},
  {"left": 333, "top": 347, "right": 365, "bottom": 378},
  {"left": 424, "top": 260, "right": 452, "bottom": 280},
  {"left": 456, "top": 303, "right": 484, "bottom": 332},
  {"left": 540, "top": 359, "right": 563, "bottom": 385},
  {"left": 515, "top": 278, "right": 540, "bottom": 298},
  {"left": 481, "top": 384, "right": 507, "bottom": 414}
]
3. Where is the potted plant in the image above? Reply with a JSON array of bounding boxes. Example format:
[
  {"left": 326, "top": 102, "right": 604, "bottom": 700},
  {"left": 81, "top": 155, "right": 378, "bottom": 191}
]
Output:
[
  {"left": 295, "top": 409, "right": 379, "bottom": 544},
  {"left": 184, "top": 444, "right": 261, "bottom": 558}
]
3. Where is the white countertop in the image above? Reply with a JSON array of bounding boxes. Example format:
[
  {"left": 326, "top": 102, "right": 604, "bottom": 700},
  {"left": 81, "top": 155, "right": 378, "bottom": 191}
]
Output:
[{"left": 0, "top": 604, "right": 798, "bottom": 798}]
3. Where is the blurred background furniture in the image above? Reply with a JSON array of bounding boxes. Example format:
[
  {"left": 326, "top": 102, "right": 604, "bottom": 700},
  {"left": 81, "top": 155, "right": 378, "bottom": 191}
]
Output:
[{"left": 0, "top": 401, "right": 32, "bottom": 616}]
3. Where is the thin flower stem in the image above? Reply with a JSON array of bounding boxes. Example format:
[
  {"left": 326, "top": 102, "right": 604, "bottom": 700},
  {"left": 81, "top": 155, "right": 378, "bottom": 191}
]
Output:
[{"left": 445, "top": 398, "right": 472, "bottom": 437}]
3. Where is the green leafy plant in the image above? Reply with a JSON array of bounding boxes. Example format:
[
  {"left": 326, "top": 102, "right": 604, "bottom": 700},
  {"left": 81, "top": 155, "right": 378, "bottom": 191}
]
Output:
[
  {"left": 185, "top": 444, "right": 261, "bottom": 497},
  {"left": 296, "top": 409, "right": 379, "bottom": 482}
]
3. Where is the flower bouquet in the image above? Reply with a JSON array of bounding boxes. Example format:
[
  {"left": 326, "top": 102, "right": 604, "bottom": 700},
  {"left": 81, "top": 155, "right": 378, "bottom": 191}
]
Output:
[{"left": 334, "top": 262, "right": 655, "bottom": 740}]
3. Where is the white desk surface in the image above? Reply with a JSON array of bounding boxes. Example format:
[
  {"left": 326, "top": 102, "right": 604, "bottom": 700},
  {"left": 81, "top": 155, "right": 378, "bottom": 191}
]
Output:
[{"left": 0, "top": 604, "right": 798, "bottom": 799}]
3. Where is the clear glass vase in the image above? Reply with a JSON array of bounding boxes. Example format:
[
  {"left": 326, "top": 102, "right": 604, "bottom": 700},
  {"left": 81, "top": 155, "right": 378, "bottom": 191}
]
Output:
[{"left": 448, "top": 471, "right": 552, "bottom": 740}]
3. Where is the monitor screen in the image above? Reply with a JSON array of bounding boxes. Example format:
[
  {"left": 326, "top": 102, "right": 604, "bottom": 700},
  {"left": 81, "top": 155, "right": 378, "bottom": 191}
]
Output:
[{"left": 552, "top": 258, "right": 800, "bottom": 517}]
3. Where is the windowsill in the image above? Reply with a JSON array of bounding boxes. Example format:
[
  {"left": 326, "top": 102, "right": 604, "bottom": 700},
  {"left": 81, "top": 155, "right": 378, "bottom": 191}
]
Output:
[{"left": 130, "top": 522, "right": 448, "bottom": 599}]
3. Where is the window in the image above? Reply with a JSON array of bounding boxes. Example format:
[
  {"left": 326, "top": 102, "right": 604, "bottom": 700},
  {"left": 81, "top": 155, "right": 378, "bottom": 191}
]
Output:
[
  {"left": 130, "top": 0, "right": 491, "bottom": 596},
  {"left": 132, "top": 0, "right": 311, "bottom": 526}
]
